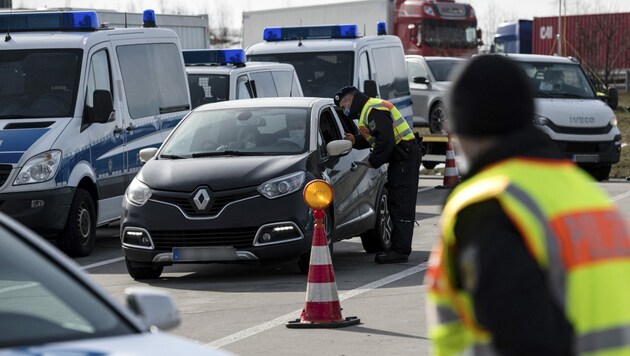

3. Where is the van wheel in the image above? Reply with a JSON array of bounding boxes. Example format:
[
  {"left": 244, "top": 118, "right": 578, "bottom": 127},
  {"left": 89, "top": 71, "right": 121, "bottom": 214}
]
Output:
[
  {"left": 360, "top": 188, "right": 392, "bottom": 253},
  {"left": 298, "top": 211, "right": 333, "bottom": 274},
  {"left": 57, "top": 189, "right": 96, "bottom": 257},
  {"left": 429, "top": 103, "right": 446, "bottom": 134},
  {"left": 125, "top": 257, "right": 163, "bottom": 280},
  {"left": 588, "top": 165, "right": 611, "bottom": 181}
]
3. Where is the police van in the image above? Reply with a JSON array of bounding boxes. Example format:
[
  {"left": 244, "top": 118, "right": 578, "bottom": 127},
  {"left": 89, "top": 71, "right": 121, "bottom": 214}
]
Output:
[
  {"left": 245, "top": 23, "right": 413, "bottom": 127},
  {"left": 0, "top": 10, "right": 190, "bottom": 256},
  {"left": 183, "top": 49, "right": 303, "bottom": 109}
]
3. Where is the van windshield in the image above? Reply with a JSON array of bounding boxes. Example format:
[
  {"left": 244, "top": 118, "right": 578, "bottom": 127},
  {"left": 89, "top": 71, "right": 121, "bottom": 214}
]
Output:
[
  {"left": 516, "top": 62, "right": 597, "bottom": 99},
  {"left": 0, "top": 50, "right": 81, "bottom": 119},
  {"left": 248, "top": 52, "right": 354, "bottom": 98}
]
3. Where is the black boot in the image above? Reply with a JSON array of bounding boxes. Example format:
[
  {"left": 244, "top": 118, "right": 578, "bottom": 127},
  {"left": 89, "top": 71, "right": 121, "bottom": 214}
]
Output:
[{"left": 375, "top": 250, "right": 409, "bottom": 264}]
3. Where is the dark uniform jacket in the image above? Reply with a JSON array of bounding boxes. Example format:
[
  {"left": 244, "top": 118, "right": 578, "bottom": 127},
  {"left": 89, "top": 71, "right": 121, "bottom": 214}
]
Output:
[{"left": 450, "top": 126, "right": 575, "bottom": 356}]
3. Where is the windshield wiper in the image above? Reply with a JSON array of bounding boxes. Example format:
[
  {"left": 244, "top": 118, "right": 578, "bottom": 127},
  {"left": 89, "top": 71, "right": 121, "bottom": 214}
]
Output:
[
  {"left": 551, "top": 93, "right": 586, "bottom": 99},
  {"left": 160, "top": 154, "right": 185, "bottom": 159},
  {"left": 192, "top": 150, "right": 261, "bottom": 158}
]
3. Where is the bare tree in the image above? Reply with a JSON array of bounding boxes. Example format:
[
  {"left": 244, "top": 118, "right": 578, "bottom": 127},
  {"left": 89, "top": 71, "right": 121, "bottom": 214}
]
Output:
[
  {"left": 480, "top": 0, "right": 515, "bottom": 50},
  {"left": 207, "top": 2, "right": 233, "bottom": 48}
]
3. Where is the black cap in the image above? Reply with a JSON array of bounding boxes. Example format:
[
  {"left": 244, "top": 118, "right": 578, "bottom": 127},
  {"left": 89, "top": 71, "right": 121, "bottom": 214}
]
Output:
[
  {"left": 449, "top": 55, "right": 534, "bottom": 137},
  {"left": 333, "top": 86, "right": 358, "bottom": 107}
]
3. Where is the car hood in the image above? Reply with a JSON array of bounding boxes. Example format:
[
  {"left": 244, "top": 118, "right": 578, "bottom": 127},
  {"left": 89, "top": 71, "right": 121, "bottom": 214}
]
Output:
[
  {"left": 137, "top": 153, "right": 310, "bottom": 191},
  {"left": 535, "top": 98, "right": 614, "bottom": 127},
  {"left": 3, "top": 332, "right": 230, "bottom": 355}
]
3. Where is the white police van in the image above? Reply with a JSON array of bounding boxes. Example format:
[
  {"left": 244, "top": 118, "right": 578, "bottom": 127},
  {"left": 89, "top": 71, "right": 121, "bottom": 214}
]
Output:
[
  {"left": 183, "top": 49, "right": 303, "bottom": 109},
  {"left": 0, "top": 10, "right": 190, "bottom": 256},
  {"left": 246, "top": 23, "right": 413, "bottom": 127}
]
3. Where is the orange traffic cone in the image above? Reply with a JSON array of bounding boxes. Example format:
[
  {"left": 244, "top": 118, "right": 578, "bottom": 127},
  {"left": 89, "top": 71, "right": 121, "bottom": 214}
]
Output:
[
  {"left": 286, "top": 209, "right": 360, "bottom": 328},
  {"left": 436, "top": 134, "right": 459, "bottom": 189}
]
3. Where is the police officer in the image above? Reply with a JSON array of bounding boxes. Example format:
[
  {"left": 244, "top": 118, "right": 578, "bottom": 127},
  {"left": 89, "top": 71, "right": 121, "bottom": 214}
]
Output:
[
  {"left": 426, "top": 55, "right": 630, "bottom": 355},
  {"left": 334, "top": 87, "right": 421, "bottom": 263}
]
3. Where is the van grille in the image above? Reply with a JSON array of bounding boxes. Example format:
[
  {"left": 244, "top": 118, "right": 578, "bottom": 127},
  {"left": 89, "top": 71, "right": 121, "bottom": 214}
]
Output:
[
  {"left": 150, "top": 227, "right": 258, "bottom": 249},
  {"left": 547, "top": 122, "right": 612, "bottom": 135},
  {"left": 0, "top": 165, "right": 13, "bottom": 187}
]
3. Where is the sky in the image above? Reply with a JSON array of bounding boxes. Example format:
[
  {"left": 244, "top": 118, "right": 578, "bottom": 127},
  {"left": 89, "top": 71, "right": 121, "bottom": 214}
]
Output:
[{"left": 11, "top": 0, "right": 630, "bottom": 42}]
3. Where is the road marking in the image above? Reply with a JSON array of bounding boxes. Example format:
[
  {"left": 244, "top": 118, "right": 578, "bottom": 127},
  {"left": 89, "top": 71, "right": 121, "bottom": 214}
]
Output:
[
  {"left": 611, "top": 190, "right": 630, "bottom": 202},
  {"left": 204, "top": 262, "right": 428, "bottom": 349},
  {"left": 418, "top": 186, "right": 434, "bottom": 193},
  {"left": 0, "top": 282, "right": 38, "bottom": 294},
  {"left": 82, "top": 256, "right": 124, "bottom": 270}
]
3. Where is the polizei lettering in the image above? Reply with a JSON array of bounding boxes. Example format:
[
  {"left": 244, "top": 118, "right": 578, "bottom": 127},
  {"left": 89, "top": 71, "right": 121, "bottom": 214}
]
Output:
[{"left": 569, "top": 117, "right": 595, "bottom": 124}]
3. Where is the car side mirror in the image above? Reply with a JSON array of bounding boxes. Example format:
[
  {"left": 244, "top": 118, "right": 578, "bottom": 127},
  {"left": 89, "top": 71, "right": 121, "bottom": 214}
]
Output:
[
  {"left": 125, "top": 287, "right": 180, "bottom": 330},
  {"left": 139, "top": 147, "right": 158, "bottom": 163},
  {"left": 326, "top": 139, "right": 352, "bottom": 156},
  {"left": 607, "top": 87, "right": 618, "bottom": 110},
  {"left": 92, "top": 89, "right": 114, "bottom": 124},
  {"left": 413, "top": 76, "right": 429, "bottom": 85},
  {"left": 364, "top": 80, "right": 378, "bottom": 97}
]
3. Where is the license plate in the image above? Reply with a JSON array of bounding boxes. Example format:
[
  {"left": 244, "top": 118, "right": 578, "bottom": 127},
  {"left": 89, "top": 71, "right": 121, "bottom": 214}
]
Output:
[
  {"left": 172, "top": 247, "right": 237, "bottom": 262},
  {"left": 572, "top": 154, "right": 599, "bottom": 163}
]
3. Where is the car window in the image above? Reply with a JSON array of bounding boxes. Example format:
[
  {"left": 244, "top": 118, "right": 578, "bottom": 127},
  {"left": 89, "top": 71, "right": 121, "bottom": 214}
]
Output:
[
  {"left": 372, "top": 46, "right": 410, "bottom": 99},
  {"left": 335, "top": 108, "right": 359, "bottom": 136},
  {"left": 319, "top": 109, "right": 342, "bottom": 144},
  {"left": 187, "top": 74, "right": 229, "bottom": 108},
  {"left": 0, "top": 225, "right": 135, "bottom": 348},
  {"left": 358, "top": 51, "right": 371, "bottom": 92},
  {"left": 425, "top": 59, "right": 463, "bottom": 82},
  {"left": 406, "top": 60, "right": 428, "bottom": 82},
  {"left": 249, "top": 71, "right": 278, "bottom": 98},
  {"left": 161, "top": 107, "right": 311, "bottom": 156},
  {"left": 516, "top": 62, "right": 596, "bottom": 99},
  {"left": 270, "top": 70, "right": 295, "bottom": 97},
  {"left": 236, "top": 75, "right": 253, "bottom": 99}
]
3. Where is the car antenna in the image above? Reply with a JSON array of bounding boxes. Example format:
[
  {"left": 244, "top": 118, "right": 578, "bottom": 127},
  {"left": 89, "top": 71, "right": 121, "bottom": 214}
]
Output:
[
  {"left": 298, "top": 19, "right": 303, "bottom": 47},
  {"left": 124, "top": 12, "right": 128, "bottom": 28},
  {"left": 5, "top": 6, "right": 12, "bottom": 42}
]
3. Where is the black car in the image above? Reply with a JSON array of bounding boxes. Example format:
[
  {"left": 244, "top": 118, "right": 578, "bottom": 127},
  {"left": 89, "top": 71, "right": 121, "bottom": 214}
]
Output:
[{"left": 121, "top": 97, "right": 391, "bottom": 279}]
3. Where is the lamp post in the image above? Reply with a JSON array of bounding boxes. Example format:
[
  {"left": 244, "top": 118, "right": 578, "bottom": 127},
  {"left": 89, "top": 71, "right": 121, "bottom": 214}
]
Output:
[{"left": 557, "top": 0, "right": 562, "bottom": 56}]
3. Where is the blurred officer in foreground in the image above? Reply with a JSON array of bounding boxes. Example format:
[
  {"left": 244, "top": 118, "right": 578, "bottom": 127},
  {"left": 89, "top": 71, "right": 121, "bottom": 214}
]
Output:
[
  {"left": 334, "top": 86, "right": 421, "bottom": 263},
  {"left": 426, "top": 55, "right": 630, "bottom": 355}
]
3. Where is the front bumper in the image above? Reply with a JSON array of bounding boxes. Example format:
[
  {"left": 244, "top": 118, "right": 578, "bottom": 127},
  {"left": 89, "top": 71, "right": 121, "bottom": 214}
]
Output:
[
  {"left": 0, "top": 187, "right": 74, "bottom": 237},
  {"left": 551, "top": 134, "right": 621, "bottom": 166},
  {"left": 121, "top": 188, "right": 314, "bottom": 265}
]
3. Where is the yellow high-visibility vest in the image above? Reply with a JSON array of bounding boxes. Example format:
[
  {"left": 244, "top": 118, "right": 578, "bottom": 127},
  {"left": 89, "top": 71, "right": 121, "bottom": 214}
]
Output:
[
  {"left": 357, "top": 98, "right": 415, "bottom": 147},
  {"left": 427, "top": 157, "right": 630, "bottom": 356}
]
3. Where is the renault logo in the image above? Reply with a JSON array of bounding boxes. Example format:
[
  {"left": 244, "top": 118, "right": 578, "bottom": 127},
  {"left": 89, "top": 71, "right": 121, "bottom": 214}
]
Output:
[{"left": 193, "top": 188, "right": 211, "bottom": 211}]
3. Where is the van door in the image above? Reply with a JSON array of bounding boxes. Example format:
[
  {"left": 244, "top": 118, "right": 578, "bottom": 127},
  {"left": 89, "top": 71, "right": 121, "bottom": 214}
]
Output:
[{"left": 83, "top": 45, "right": 126, "bottom": 223}]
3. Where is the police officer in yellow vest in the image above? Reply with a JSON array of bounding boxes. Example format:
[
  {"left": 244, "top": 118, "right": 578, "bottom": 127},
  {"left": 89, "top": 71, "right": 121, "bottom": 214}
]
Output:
[
  {"left": 426, "top": 55, "right": 630, "bottom": 355},
  {"left": 334, "top": 87, "right": 422, "bottom": 263}
]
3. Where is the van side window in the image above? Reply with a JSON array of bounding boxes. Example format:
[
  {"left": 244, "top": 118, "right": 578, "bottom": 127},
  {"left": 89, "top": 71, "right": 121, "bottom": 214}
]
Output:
[
  {"left": 249, "top": 72, "right": 278, "bottom": 98},
  {"left": 271, "top": 70, "right": 294, "bottom": 97},
  {"left": 358, "top": 51, "right": 371, "bottom": 92},
  {"left": 85, "top": 50, "right": 112, "bottom": 109},
  {"left": 117, "top": 43, "right": 188, "bottom": 119},
  {"left": 372, "top": 47, "right": 410, "bottom": 100},
  {"left": 236, "top": 75, "right": 253, "bottom": 99}
]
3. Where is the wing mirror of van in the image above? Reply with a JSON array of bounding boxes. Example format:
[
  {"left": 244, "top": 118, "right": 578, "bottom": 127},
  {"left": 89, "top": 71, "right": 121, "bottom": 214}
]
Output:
[
  {"left": 92, "top": 90, "right": 114, "bottom": 124},
  {"left": 607, "top": 87, "right": 618, "bottom": 110},
  {"left": 327, "top": 139, "right": 352, "bottom": 156},
  {"left": 139, "top": 147, "right": 158, "bottom": 163},
  {"left": 413, "top": 76, "right": 430, "bottom": 85},
  {"left": 364, "top": 80, "right": 378, "bottom": 98}
]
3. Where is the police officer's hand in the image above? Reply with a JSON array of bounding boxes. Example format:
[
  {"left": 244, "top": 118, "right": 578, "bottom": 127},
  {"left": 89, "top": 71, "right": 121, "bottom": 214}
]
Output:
[{"left": 344, "top": 133, "right": 355, "bottom": 145}]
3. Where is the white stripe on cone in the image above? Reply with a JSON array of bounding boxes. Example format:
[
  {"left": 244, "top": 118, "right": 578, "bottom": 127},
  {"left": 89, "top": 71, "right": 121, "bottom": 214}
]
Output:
[
  {"left": 305, "top": 282, "right": 340, "bottom": 302},
  {"left": 309, "top": 245, "right": 333, "bottom": 265},
  {"left": 444, "top": 167, "right": 459, "bottom": 177}
]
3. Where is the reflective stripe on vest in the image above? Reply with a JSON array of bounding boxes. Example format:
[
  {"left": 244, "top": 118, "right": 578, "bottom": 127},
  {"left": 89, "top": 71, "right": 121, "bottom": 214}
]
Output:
[
  {"left": 430, "top": 158, "right": 630, "bottom": 355},
  {"left": 357, "top": 98, "right": 415, "bottom": 147}
]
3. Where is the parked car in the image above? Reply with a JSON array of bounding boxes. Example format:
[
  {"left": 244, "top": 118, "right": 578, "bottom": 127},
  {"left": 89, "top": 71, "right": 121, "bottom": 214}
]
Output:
[
  {"left": 0, "top": 212, "right": 227, "bottom": 355},
  {"left": 121, "top": 97, "right": 390, "bottom": 279},
  {"left": 405, "top": 55, "right": 465, "bottom": 132}
]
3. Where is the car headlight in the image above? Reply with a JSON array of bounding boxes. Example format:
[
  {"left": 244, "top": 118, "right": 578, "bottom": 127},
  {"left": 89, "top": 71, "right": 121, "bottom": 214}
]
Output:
[
  {"left": 533, "top": 115, "right": 550, "bottom": 126},
  {"left": 258, "top": 172, "right": 305, "bottom": 199},
  {"left": 126, "top": 179, "right": 152, "bottom": 206},
  {"left": 14, "top": 150, "right": 62, "bottom": 185},
  {"left": 610, "top": 116, "right": 618, "bottom": 126}
]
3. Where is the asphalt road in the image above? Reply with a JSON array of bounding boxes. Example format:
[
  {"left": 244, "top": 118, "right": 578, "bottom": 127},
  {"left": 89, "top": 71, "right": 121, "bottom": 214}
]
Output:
[{"left": 71, "top": 176, "right": 630, "bottom": 356}]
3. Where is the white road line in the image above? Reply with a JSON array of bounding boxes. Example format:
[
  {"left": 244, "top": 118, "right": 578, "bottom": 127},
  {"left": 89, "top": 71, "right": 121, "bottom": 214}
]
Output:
[
  {"left": 611, "top": 190, "right": 630, "bottom": 202},
  {"left": 418, "top": 187, "right": 434, "bottom": 193},
  {"left": 81, "top": 257, "right": 124, "bottom": 270},
  {"left": 0, "top": 282, "right": 38, "bottom": 294},
  {"left": 204, "top": 262, "right": 428, "bottom": 349}
]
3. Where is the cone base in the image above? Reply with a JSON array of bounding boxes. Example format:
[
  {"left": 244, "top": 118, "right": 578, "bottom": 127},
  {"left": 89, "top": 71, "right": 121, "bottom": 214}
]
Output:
[{"left": 286, "top": 316, "right": 360, "bottom": 329}]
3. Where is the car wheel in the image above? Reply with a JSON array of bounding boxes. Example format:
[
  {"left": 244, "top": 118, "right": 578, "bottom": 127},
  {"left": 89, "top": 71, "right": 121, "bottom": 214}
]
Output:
[
  {"left": 429, "top": 103, "right": 446, "bottom": 134},
  {"left": 125, "top": 257, "right": 164, "bottom": 280},
  {"left": 298, "top": 211, "right": 333, "bottom": 274},
  {"left": 56, "top": 188, "right": 96, "bottom": 257},
  {"left": 360, "top": 188, "right": 392, "bottom": 253},
  {"left": 587, "top": 165, "right": 611, "bottom": 181}
]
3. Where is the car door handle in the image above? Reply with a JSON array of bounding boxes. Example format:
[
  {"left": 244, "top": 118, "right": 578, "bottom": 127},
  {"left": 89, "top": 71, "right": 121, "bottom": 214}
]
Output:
[
  {"left": 113, "top": 126, "right": 123, "bottom": 134},
  {"left": 126, "top": 123, "right": 135, "bottom": 132}
]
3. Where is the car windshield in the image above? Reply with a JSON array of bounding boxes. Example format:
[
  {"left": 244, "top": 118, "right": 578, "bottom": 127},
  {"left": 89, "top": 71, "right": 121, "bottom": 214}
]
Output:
[
  {"left": 248, "top": 52, "right": 354, "bottom": 98},
  {"left": 422, "top": 20, "right": 478, "bottom": 49},
  {"left": 187, "top": 73, "right": 229, "bottom": 109},
  {"left": 0, "top": 49, "right": 81, "bottom": 119},
  {"left": 0, "top": 225, "right": 135, "bottom": 348},
  {"left": 516, "top": 62, "right": 597, "bottom": 99},
  {"left": 160, "top": 107, "right": 310, "bottom": 157},
  {"left": 426, "top": 59, "right": 464, "bottom": 81}
]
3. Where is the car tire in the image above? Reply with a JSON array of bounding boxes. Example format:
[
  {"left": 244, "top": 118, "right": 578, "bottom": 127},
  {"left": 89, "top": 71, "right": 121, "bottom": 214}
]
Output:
[
  {"left": 298, "top": 211, "right": 333, "bottom": 274},
  {"left": 587, "top": 165, "right": 611, "bottom": 181},
  {"left": 429, "top": 103, "right": 446, "bottom": 134},
  {"left": 56, "top": 188, "right": 96, "bottom": 257},
  {"left": 360, "top": 187, "right": 392, "bottom": 253},
  {"left": 125, "top": 257, "right": 164, "bottom": 280}
]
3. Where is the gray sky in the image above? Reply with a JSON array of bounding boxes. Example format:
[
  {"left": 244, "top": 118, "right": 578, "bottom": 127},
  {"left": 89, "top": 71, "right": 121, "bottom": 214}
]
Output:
[{"left": 12, "top": 0, "right": 630, "bottom": 40}]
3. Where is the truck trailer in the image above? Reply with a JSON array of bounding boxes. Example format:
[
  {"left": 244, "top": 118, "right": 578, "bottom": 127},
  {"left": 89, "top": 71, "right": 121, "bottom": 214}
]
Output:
[{"left": 242, "top": 0, "right": 481, "bottom": 56}]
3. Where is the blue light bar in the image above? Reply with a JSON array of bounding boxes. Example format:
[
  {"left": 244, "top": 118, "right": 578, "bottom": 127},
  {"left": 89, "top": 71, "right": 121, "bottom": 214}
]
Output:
[
  {"left": 0, "top": 11, "right": 99, "bottom": 32},
  {"left": 263, "top": 24, "right": 359, "bottom": 41},
  {"left": 142, "top": 9, "right": 156, "bottom": 28},
  {"left": 183, "top": 49, "right": 246, "bottom": 66},
  {"left": 377, "top": 21, "right": 387, "bottom": 35}
]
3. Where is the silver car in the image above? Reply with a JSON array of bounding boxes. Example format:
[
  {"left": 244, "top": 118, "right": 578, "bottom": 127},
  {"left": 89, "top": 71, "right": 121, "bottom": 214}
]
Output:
[
  {"left": 405, "top": 56, "right": 465, "bottom": 133},
  {"left": 0, "top": 212, "right": 228, "bottom": 355}
]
